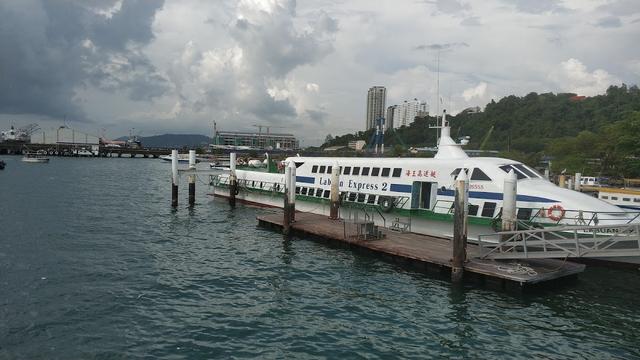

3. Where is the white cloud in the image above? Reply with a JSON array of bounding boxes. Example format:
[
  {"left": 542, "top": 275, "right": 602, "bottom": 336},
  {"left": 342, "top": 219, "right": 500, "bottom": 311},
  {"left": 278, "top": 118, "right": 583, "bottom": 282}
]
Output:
[
  {"left": 462, "top": 82, "right": 488, "bottom": 101},
  {"left": 552, "top": 58, "right": 620, "bottom": 96}
]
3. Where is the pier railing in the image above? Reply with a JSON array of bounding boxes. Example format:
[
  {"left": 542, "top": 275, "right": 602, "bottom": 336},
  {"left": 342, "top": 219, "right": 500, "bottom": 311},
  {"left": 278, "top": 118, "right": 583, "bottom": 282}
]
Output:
[{"left": 478, "top": 223, "right": 640, "bottom": 260}]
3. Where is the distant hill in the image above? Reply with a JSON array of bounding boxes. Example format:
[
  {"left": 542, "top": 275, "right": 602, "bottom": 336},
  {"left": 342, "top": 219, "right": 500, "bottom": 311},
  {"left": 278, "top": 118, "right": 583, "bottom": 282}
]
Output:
[{"left": 116, "top": 134, "right": 212, "bottom": 148}]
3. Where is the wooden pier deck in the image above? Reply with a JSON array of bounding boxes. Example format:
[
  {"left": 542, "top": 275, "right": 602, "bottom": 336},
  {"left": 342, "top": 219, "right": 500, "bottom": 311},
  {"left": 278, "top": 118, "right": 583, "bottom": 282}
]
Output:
[{"left": 257, "top": 212, "right": 585, "bottom": 289}]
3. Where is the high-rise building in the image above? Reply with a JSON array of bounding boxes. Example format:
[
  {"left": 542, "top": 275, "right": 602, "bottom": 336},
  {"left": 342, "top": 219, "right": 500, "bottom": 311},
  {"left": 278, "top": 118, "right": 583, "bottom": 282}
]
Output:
[
  {"left": 385, "top": 105, "right": 397, "bottom": 130},
  {"left": 366, "top": 86, "right": 386, "bottom": 130},
  {"left": 391, "top": 98, "right": 429, "bottom": 129}
]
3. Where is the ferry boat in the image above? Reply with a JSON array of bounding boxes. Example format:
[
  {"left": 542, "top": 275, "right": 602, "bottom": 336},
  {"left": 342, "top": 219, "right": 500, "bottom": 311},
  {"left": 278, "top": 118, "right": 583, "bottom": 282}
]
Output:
[
  {"left": 21, "top": 151, "right": 50, "bottom": 163},
  {"left": 210, "top": 111, "right": 640, "bottom": 263},
  {"left": 598, "top": 187, "right": 640, "bottom": 210}
]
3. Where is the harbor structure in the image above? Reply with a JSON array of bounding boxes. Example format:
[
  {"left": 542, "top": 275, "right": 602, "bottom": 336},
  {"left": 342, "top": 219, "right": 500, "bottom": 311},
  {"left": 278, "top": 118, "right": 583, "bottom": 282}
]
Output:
[
  {"left": 31, "top": 126, "right": 100, "bottom": 146},
  {"left": 212, "top": 130, "right": 299, "bottom": 150},
  {"left": 366, "top": 86, "right": 387, "bottom": 130}
]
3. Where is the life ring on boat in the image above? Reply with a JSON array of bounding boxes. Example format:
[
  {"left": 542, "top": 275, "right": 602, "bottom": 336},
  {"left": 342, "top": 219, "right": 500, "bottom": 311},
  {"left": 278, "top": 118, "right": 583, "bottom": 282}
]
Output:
[
  {"left": 547, "top": 204, "right": 565, "bottom": 221},
  {"left": 379, "top": 196, "right": 394, "bottom": 212}
]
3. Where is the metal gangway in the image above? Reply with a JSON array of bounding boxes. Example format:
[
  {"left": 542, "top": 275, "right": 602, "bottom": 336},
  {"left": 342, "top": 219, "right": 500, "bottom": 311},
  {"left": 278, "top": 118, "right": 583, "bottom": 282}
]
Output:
[{"left": 478, "top": 223, "right": 640, "bottom": 260}]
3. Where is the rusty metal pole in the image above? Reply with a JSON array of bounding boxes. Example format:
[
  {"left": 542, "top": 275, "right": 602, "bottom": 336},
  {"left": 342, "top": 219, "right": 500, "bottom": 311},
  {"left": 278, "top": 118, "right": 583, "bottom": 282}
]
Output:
[
  {"left": 283, "top": 164, "right": 291, "bottom": 236},
  {"left": 188, "top": 150, "right": 196, "bottom": 207},
  {"left": 171, "top": 149, "right": 178, "bottom": 208},
  {"left": 229, "top": 152, "right": 237, "bottom": 207},
  {"left": 329, "top": 162, "right": 340, "bottom": 220},
  {"left": 452, "top": 169, "right": 468, "bottom": 283},
  {"left": 289, "top": 161, "right": 296, "bottom": 222}
]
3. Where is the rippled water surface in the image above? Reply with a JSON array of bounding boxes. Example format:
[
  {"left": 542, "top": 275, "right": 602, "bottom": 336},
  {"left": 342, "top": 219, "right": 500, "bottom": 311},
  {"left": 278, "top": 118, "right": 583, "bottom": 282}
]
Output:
[{"left": 1, "top": 156, "right": 639, "bottom": 359}]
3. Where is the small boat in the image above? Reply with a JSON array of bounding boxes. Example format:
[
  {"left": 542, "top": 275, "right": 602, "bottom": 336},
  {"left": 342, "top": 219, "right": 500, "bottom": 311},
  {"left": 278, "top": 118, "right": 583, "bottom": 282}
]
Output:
[
  {"left": 0, "top": 160, "right": 5, "bottom": 170},
  {"left": 22, "top": 151, "right": 50, "bottom": 163},
  {"left": 159, "top": 154, "right": 200, "bottom": 163}
]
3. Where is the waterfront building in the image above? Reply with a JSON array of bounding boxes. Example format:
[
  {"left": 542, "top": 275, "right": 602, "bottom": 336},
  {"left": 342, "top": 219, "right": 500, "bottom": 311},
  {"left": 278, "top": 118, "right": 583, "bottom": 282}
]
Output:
[
  {"left": 213, "top": 130, "right": 299, "bottom": 150},
  {"left": 366, "top": 86, "right": 387, "bottom": 130},
  {"left": 385, "top": 105, "right": 396, "bottom": 130},
  {"left": 392, "top": 98, "right": 429, "bottom": 129}
]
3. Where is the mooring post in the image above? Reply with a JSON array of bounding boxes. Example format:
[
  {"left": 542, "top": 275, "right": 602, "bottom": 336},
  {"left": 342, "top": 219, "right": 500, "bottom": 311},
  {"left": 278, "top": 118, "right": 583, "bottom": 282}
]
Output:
[
  {"left": 289, "top": 161, "right": 296, "bottom": 222},
  {"left": 559, "top": 175, "right": 566, "bottom": 188},
  {"left": 329, "top": 162, "right": 340, "bottom": 220},
  {"left": 171, "top": 149, "right": 179, "bottom": 208},
  {"left": 452, "top": 169, "right": 468, "bottom": 283},
  {"left": 188, "top": 150, "right": 196, "bottom": 207},
  {"left": 229, "top": 152, "right": 237, "bottom": 207},
  {"left": 575, "top": 172, "right": 581, "bottom": 191},
  {"left": 502, "top": 169, "right": 518, "bottom": 232},
  {"left": 283, "top": 164, "right": 291, "bottom": 235}
]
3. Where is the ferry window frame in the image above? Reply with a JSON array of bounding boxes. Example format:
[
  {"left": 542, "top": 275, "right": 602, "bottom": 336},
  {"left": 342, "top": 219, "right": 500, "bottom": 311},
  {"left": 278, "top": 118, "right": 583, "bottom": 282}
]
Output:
[
  {"left": 362, "top": 167, "right": 370, "bottom": 176},
  {"left": 371, "top": 167, "right": 380, "bottom": 176},
  {"left": 499, "top": 165, "right": 527, "bottom": 180},
  {"left": 513, "top": 164, "right": 537, "bottom": 178},
  {"left": 323, "top": 190, "right": 330, "bottom": 198},
  {"left": 381, "top": 168, "right": 390, "bottom": 177},
  {"left": 311, "top": 165, "right": 318, "bottom": 173},
  {"left": 296, "top": 186, "right": 300, "bottom": 194},
  {"left": 481, "top": 202, "right": 497, "bottom": 217},
  {"left": 471, "top": 168, "right": 492, "bottom": 181},
  {"left": 352, "top": 167, "right": 360, "bottom": 176},
  {"left": 316, "top": 189, "right": 323, "bottom": 197},
  {"left": 367, "top": 194, "right": 376, "bottom": 204},
  {"left": 327, "top": 166, "right": 332, "bottom": 174},
  {"left": 517, "top": 208, "right": 532, "bottom": 220},
  {"left": 634, "top": 198, "right": 640, "bottom": 203},
  {"left": 451, "top": 168, "right": 461, "bottom": 177},
  {"left": 601, "top": 195, "right": 609, "bottom": 199},
  {"left": 343, "top": 166, "right": 351, "bottom": 175},
  {"left": 319, "top": 165, "right": 326, "bottom": 173},
  {"left": 468, "top": 204, "right": 479, "bottom": 216},
  {"left": 348, "top": 192, "right": 357, "bottom": 202},
  {"left": 392, "top": 168, "right": 402, "bottom": 177},
  {"left": 357, "top": 193, "right": 366, "bottom": 202},
  {"left": 611, "top": 196, "right": 618, "bottom": 200},
  {"left": 301, "top": 187, "right": 308, "bottom": 195},
  {"left": 623, "top": 197, "right": 631, "bottom": 202}
]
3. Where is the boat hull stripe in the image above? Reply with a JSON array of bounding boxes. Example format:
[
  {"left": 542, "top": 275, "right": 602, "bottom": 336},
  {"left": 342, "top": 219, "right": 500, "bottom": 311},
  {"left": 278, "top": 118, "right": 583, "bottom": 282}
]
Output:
[
  {"left": 437, "top": 189, "right": 557, "bottom": 203},
  {"left": 296, "top": 176, "right": 315, "bottom": 184},
  {"left": 390, "top": 184, "right": 412, "bottom": 193}
]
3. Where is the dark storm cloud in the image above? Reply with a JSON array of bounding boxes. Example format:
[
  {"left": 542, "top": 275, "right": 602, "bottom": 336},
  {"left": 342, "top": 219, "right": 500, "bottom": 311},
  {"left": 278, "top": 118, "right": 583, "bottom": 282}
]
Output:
[
  {"left": 500, "top": 0, "right": 568, "bottom": 14},
  {"left": 0, "top": 0, "right": 167, "bottom": 121},
  {"left": 414, "top": 42, "right": 469, "bottom": 51},
  {"left": 594, "top": 16, "right": 622, "bottom": 28}
]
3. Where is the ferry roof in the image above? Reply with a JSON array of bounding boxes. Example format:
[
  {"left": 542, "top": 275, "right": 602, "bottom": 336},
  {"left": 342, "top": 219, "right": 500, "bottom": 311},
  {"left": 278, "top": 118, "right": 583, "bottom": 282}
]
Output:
[{"left": 286, "top": 156, "right": 520, "bottom": 166}]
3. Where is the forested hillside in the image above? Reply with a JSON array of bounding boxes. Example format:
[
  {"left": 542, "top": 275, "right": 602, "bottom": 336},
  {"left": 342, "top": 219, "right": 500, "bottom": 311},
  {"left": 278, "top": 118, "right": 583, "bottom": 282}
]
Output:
[{"left": 324, "top": 85, "right": 640, "bottom": 178}]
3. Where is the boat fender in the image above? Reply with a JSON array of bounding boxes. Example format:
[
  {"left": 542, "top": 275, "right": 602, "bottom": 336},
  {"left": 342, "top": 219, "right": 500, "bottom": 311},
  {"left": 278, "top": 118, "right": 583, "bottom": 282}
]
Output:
[
  {"left": 379, "top": 196, "right": 394, "bottom": 212},
  {"left": 547, "top": 204, "right": 565, "bottom": 222}
]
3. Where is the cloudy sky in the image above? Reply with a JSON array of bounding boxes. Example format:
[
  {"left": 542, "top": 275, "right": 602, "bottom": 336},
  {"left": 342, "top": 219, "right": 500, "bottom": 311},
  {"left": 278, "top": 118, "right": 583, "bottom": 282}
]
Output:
[{"left": 1, "top": 0, "right": 639, "bottom": 145}]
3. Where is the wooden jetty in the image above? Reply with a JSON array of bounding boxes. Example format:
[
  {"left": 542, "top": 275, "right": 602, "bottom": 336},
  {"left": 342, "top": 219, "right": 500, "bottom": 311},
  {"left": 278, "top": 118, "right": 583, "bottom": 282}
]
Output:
[{"left": 257, "top": 212, "right": 585, "bottom": 289}]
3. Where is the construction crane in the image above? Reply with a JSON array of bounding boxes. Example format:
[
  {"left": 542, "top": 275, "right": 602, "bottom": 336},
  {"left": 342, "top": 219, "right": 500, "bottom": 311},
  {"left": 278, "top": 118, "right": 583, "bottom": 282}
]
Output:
[{"left": 252, "top": 124, "right": 286, "bottom": 135}]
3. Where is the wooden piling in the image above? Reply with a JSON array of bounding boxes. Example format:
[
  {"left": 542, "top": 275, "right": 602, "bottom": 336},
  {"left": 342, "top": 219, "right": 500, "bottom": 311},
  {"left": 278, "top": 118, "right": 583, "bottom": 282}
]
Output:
[
  {"left": 289, "top": 161, "right": 296, "bottom": 222},
  {"left": 171, "top": 149, "right": 178, "bottom": 208},
  {"left": 229, "top": 152, "right": 237, "bottom": 207},
  {"left": 283, "top": 164, "right": 291, "bottom": 235},
  {"left": 329, "top": 162, "right": 340, "bottom": 220},
  {"left": 188, "top": 150, "right": 196, "bottom": 207},
  {"left": 451, "top": 170, "right": 468, "bottom": 283}
]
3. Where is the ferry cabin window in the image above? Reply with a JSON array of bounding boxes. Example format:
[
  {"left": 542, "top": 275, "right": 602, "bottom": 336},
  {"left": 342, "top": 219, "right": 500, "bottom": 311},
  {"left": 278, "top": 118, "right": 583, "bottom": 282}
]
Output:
[
  {"left": 312, "top": 165, "right": 318, "bottom": 173},
  {"left": 367, "top": 195, "right": 376, "bottom": 204},
  {"left": 316, "top": 189, "right": 323, "bottom": 197},
  {"left": 357, "top": 193, "right": 366, "bottom": 202},
  {"left": 623, "top": 198, "right": 631, "bottom": 202},
  {"left": 601, "top": 195, "right": 609, "bottom": 199},
  {"left": 323, "top": 190, "right": 330, "bottom": 198},
  {"left": 319, "top": 165, "right": 326, "bottom": 173},
  {"left": 611, "top": 196, "right": 618, "bottom": 200},
  {"left": 381, "top": 168, "right": 390, "bottom": 177},
  {"left": 372, "top": 167, "right": 380, "bottom": 176},
  {"left": 468, "top": 204, "right": 479, "bottom": 216},
  {"left": 634, "top": 198, "right": 640, "bottom": 203},
  {"left": 451, "top": 168, "right": 461, "bottom": 177},
  {"left": 352, "top": 167, "right": 360, "bottom": 176},
  {"left": 296, "top": 186, "right": 300, "bottom": 194},
  {"left": 513, "top": 164, "right": 537, "bottom": 178},
  {"left": 471, "top": 168, "right": 492, "bottom": 181},
  {"left": 392, "top": 168, "right": 402, "bottom": 177},
  {"left": 499, "top": 165, "right": 526, "bottom": 180},
  {"left": 362, "top": 167, "right": 370, "bottom": 176},
  {"left": 301, "top": 188, "right": 308, "bottom": 195},
  {"left": 481, "top": 202, "right": 497, "bottom": 217},
  {"left": 327, "top": 166, "right": 332, "bottom": 174},
  {"left": 348, "top": 192, "right": 357, "bottom": 201},
  {"left": 517, "top": 208, "right": 532, "bottom": 220},
  {"left": 343, "top": 166, "right": 351, "bottom": 175}
]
